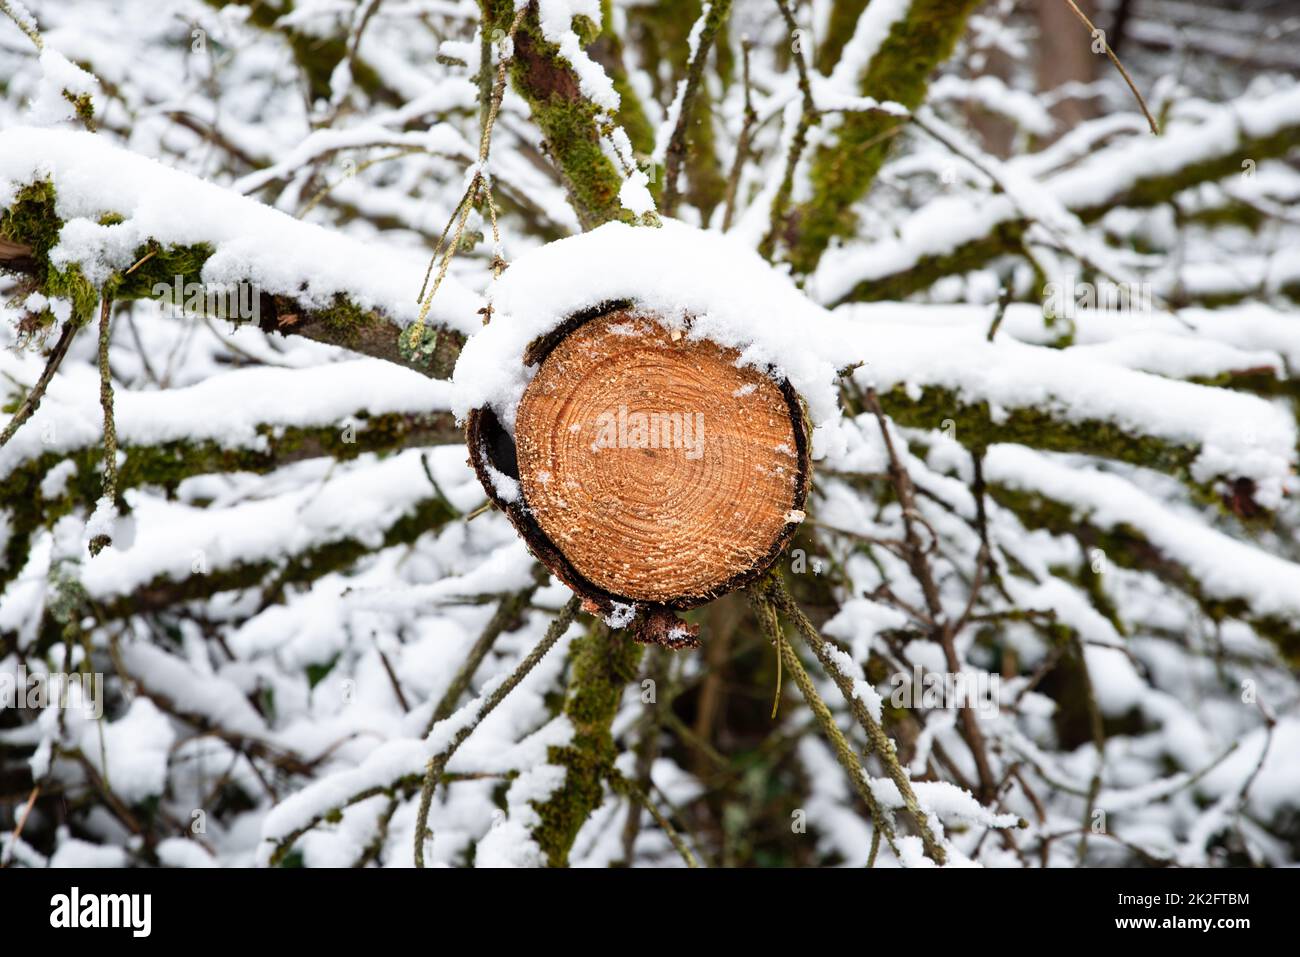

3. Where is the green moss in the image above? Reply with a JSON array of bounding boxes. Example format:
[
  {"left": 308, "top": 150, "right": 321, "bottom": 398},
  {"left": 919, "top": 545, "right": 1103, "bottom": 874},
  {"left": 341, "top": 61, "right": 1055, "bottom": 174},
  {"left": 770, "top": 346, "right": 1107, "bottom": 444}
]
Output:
[
  {"left": 1, "top": 181, "right": 97, "bottom": 326},
  {"left": 531, "top": 623, "right": 643, "bottom": 865},
  {"left": 316, "top": 293, "right": 371, "bottom": 334},
  {"left": 482, "top": 0, "right": 632, "bottom": 230},
  {"left": 0, "top": 411, "right": 459, "bottom": 595},
  {"left": 1191, "top": 369, "right": 1300, "bottom": 406},
  {"left": 62, "top": 90, "right": 96, "bottom": 130},
  {"left": 990, "top": 483, "right": 1300, "bottom": 667},
  {"left": 876, "top": 382, "right": 1199, "bottom": 480},
  {"left": 571, "top": 14, "right": 600, "bottom": 46},
  {"left": 2, "top": 181, "right": 458, "bottom": 373},
  {"left": 1179, "top": 202, "right": 1266, "bottom": 233},
  {"left": 112, "top": 240, "right": 215, "bottom": 300},
  {"left": 787, "top": 0, "right": 983, "bottom": 273},
  {"left": 816, "top": 0, "right": 871, "bottom": 74},
  {"left": 527, "top": 92, "right": 632, "bottom": 230}
]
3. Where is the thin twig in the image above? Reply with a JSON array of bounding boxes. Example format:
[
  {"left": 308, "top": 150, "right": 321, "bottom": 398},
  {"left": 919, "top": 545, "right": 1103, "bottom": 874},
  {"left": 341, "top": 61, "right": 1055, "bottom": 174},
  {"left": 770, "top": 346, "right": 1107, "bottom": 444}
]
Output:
[
  {"left": 767, "top": 576, "right": 948, "bottom": 864},
  {"left": 0, "top": 0, "right": 42, "bottom": 51},
  {"left": 0, "top": 320, "right": 78, "bottom": 450},
  {"left": 374, "top": 635, "right": 410, "bottom": 713},
  {"left": 720, "top": 36, "right": 756, "bottom": 232},
  {"left": 1061, "top": 0, "right": 1159, "bottom": 135},
  {"left": 969, "top": 450, "right": 1003, "bottom": 593},
  {"left": 863, "top": 388, "right": 999, "bottom": 804},
  {"left": 1072, "top": 633, "right": 1107, "bottom": 863},
  {"left": 413, "top": 595, "right": 580, "bottom": 867},
  {"left": 759, "top": 0, "right": 817, "bottom": 260},
  {"left": 90, "top": 295, "right": 118, "bottom": 556},
  {"left": 749, "top": 584, "right": 904, "bottom": 861},
  {"left": 0, "top": 785, "right": 40, "bottom": 867},
  {"left": 909, "top": 109, "right": 1190, "bottom": 329},
  {"left": 662, "top": 0, "right": 733, "bottom": 217},
  {"left": 426, "top": 580, "right": 542, "bottom": 733},
  {"left": 609, "top": 771, "right": 699, "bottom": 868},
  {"left": 619, "top": 648, "right": 665, "bottom": 864},
  {"left": 406, "top": 6, "right": 526, "bottom": 351},
  {"left": 986, "top": 282, "right": 1012, "bottom": 342}
]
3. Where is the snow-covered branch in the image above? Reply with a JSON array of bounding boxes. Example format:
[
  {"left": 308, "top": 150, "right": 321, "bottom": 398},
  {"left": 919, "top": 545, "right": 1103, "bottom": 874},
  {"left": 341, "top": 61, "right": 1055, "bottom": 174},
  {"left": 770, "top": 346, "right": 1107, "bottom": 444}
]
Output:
[
  {"left": 0, "top": 360, "right": 461, "bottom": 590},
  {"left": 818, "top": 86, "right": 1300, "bottom": 304},
  {"left": 0, "top": 130, "right": 480, "bottom": 377}
]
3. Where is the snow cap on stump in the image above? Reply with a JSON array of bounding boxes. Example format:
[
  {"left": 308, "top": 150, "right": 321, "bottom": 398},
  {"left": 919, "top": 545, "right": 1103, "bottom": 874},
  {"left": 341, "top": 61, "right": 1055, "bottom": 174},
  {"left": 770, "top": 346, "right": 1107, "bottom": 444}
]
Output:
[{"left": 453, "top": 221, "right": 843, "bottom": 647}]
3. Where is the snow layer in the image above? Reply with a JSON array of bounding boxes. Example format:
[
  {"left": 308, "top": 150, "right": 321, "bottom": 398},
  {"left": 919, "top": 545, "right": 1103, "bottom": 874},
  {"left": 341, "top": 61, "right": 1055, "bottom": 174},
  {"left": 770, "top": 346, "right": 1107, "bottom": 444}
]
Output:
[
  {"left": 452, "top": 219, "right": 844, "bottom": 451},
  {"left": 984, "top": 444, "right": 1300, "bottom": 626},
  {"left": 814, "top": 84, "right": 1300, "bottom": 302},
  {"left": 0, "top": 128, "right": 481, "bottom": 334},
  {"left": 0, "top": 356, "right": 456, "bottom": 481},
  {"left": 841, "top": 311, "right": 1296, "bottom": 505},
  {"left": 453, "top": 221, "right": 1294, "bottom": 500}
]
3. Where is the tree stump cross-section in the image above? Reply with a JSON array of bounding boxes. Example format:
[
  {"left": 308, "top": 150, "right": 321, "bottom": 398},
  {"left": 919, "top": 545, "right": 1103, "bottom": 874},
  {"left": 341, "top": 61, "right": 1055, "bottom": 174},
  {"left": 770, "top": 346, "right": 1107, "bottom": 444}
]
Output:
[{"left": 467, "top": 307, "right": 810, "bottom": 648}]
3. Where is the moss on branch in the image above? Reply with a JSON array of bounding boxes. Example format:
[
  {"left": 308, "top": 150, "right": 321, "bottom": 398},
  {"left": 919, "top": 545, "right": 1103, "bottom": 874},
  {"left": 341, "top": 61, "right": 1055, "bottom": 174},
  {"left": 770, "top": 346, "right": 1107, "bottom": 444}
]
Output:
[
  {"left": 486, "top": 0, "right": 634, "bottom": 230},
  {"left": 0, "top": 181, "right": 464, "bottom": 377},
  {"left": 835, "top": 113, "right": 1300, "bottom": 304},
  {"left": 100, "top": 490, "right": 459, "bottom": 621},
  {"left": 784, "top": 0, "right": 982, "bottom": 274},
  {"left": 876, "top": 382, "right": 1198, "bottom": 474},
  {"left": 989, "top": 484, "right": 1300, "bottom": 666},
  {"left": 530, "top": 622, "right": 643, "bottom": 865},
  {"left": 19, "top": 489, "right": 460, "bottom": 657},
  {"left": 815, "top": 0, "right": 872, "bottom": 74},
  {"left": 0, "top": 411, "right": 460, "bottom": 591},
  {"left": 873, "top": 381, "right": 1289, "bottom": 516}
]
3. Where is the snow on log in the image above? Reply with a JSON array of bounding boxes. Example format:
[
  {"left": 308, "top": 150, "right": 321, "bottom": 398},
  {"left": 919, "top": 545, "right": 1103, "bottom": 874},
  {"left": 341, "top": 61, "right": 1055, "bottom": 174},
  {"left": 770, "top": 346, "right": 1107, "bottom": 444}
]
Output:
[{"left": 454, "top": 223, "right": 837, "bottom": 643}]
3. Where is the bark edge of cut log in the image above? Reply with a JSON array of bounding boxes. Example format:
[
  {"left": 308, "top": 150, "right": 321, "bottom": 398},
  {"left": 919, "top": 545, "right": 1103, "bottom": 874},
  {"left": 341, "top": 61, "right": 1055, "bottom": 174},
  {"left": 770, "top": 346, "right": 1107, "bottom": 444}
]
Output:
[{"left": 465, "top": 301, "right": 812, "bottom": 646}]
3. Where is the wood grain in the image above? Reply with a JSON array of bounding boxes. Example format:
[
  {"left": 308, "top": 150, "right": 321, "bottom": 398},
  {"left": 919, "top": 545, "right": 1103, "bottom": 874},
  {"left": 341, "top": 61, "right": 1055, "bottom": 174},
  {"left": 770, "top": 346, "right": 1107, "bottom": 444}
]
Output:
[{"left": 511, "top": 309, "right": 805, "bottom": 604}]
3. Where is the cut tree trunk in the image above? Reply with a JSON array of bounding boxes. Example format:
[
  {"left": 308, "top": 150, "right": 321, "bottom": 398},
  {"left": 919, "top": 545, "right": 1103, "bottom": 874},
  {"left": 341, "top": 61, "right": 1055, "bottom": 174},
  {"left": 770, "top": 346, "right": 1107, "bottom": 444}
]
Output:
[{"left": 466, "top": 306, "right": 810, "bottom": 647}]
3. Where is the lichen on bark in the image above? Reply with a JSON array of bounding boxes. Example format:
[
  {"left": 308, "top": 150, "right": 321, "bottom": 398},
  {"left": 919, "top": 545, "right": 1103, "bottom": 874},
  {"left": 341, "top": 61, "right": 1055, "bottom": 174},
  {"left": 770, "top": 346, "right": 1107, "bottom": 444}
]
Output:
[
  {"left": 0, "top": 181, "right": 464, "bottom": 377},
  {"left": 530, "top": 621, "right": 643, "bottom": 865},
  {"left": 485, "top": 0, "right": 635, "bottom": 230},
  {"left": 783, "top": 0, "right": 983, "bottom": 274}
]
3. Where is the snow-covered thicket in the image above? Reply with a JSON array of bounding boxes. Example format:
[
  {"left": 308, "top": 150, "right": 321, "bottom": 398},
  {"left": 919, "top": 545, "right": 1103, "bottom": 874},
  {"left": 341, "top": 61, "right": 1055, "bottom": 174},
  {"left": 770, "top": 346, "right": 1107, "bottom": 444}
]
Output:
[{"left": 1, "top": 0, "right": 1298, "bottom": 868}]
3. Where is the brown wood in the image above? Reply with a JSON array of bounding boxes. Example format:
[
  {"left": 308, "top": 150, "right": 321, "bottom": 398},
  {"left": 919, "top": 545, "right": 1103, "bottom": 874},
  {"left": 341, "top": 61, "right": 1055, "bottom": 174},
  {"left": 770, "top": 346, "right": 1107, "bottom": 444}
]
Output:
[{"left": 466, "top": 306, "right": 810, "bottom": 641}]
